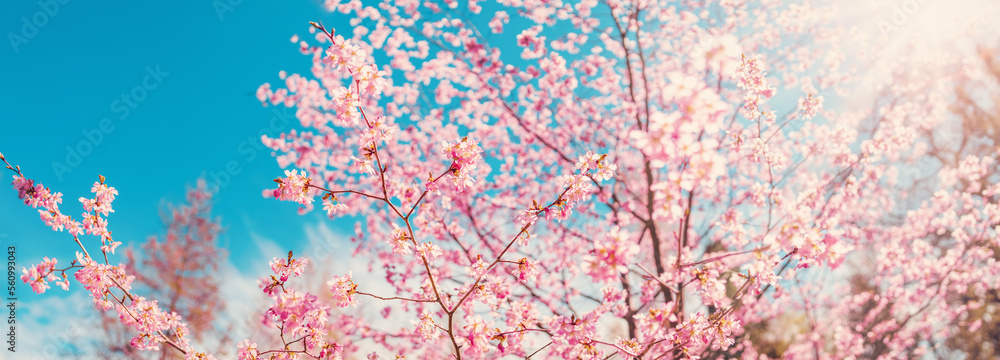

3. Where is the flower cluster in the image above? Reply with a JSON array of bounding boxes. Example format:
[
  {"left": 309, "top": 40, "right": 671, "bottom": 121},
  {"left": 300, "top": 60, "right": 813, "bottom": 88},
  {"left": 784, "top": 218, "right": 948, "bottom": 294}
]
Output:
[
  {"left": 119, "top": 297, "right": 188, "bottom": 351},
  {"left": 73, "top": 253, "right": 135, "bottom": 310},
  {"left": 355, "top": 64, "right": 387, "bottom": 98},
  {"left": 326, "top": 34, "right": 367, "bottom": 73},
  {"left": 583, "top": 227, "right": 640, "bottom": 283},
  {"left": 797, "top": 93, "right": 824, "bottom": 119},
  {"left": 270, "top": 254, "right": 309, "bottom": 282},
  {"left": 79, "top": 179, "right": 122, "bottom": 254},
  {"left": 327, "top": 272, "right": 359, "bottom": 308},
  {"left": 236, "top": 340, "right": 260, "bottom": 360},
  {"left": 262, "top": 290, "right": 331, "bottom": 352},
  {"left": 357, "top": 117, "right": 396, "bottom": 150},
  {"left": 735, "top": 54, "right": 777, "bottom": 118},
  {"left": 575, "top": 151, "right": 616, "bottom": 182},
  {"left": 322, "top": 194, "right": 349, "bottom": 216},
  {"left": 415, "top": 242, "right": 443, "bottom": 260},
  {"left": 512, "top": 257, "right": 539, "bottom": 283},
  {"left": 12, "top": 175, "right": 81, "bottom": 235},
  {"left": 461, "top": 315, "right": 493, "bottom": 357},
  {"left": 254, "top": 254, "right": 344, "bottom": 359},
  {"left": 547, "top": 312, "right": 600, "bottom": 358},
  {"left": 412, "top": 310, "right": 440, "bottom": 342},
  {"left": 614, "top": 338, "right": 642, "bottom": 358},
  {"left": 441, "top": 137, "right": 484, "bottom": 192},
  {"left": 329, "top": 87, "right": 362, "bottom": 125},
  {"left": 272, "top": 169, "right": 314, "bottom": 206},
  {"left": 20, "top": 257, "right": 67, "bottom": 293},
  {"left": 7, "top": 159, "right": 209, "bottom": 357},
  {"left": 744, "top": 253, "right": 780, "bottom": 296},
  {"left": 516, "top": 26, "right": 545, "bottom": 59},
  {"left": 388, "top": 223, "right": 413, "bottom": 255},
  {"left": 466, "top": 256, "right": 490, "bottom": 279},
  {"left": 80, "top": 180, "right": 117, "bottom": 216}
]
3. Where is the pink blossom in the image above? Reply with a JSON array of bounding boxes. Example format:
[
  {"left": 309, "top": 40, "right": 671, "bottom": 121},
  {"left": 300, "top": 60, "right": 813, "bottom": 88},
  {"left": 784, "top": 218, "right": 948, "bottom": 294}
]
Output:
[
  {"left": 21, "top": 257, "right": 63, "bottom": 294},
  {"left": 236, "top": 340, "right": 260, "bottom": 360},
  {"left": 746, "top": 253, "right": 780, "bottom": 296},
  {"left": 326, "top": 35, "right": 366, "bottom": 73},
  {"left": 355, "top": 64, "right": 387, "bottom": 97},
  {"left": 583, "top": 227, "right": 639, "bottom": 283},
  {"left": 269, "top": 255, "right": 310, "bottom": 282},
  {"left": 516, "top": 26, "right": 545, "bottom": 59},
  {"left": 11, "top": 1, "right": 1000, "bottom": 358},
  {"left": 489, "top": 11, "right": 509, "bottom": 33},
  {"left": 272, "top": 169, "right": 314, "bottom": 206},
  {"left": 412, "top": 310, "right": 440, "bottom": 342},
  {"left": 466, "top": 255, "right": 489, "bottom": 279},
  {"left": 357, "top": 117, "right": 396, "bottom": 149},
  {"left": 575, "top": 151, "right": 616, "bottom": 182},
  {"left": 415, "top": 242, "right": 443, "bottom": 260},
  {"left": 80, "top": 180, "right": 118, "bottom": 216},
  {"left": 263, "top": 289, "right": 331, "bottom": 351},
  {"left": 461, "top": 315, "right": 492, "bottom": 356},
  {"left": 513, "top": 257, "right": 539, "bottom": 283},
  {"left": 614, "top": 338, "right": 642, "bottom": 358},
  {"left": 327, "top": 272, "right": 359, "bottom": 307},
  {"left": 441, "top": 137, "right": 484, "bottom": 192},
  {"left": 797, "top": 93, "right": 824, "bottom": 119},
  {"left": 388, "top": 223, "right": 413, "bottom": 255},
  {"left": 119, "top": 296, "right": 182, "bottom": 350},
  {"left": 322, "top": 196, "right": 349, "bottom": 216}
]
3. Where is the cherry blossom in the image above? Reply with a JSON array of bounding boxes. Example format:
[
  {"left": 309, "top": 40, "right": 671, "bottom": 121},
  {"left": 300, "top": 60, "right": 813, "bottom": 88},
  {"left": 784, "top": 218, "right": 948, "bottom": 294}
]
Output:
[{"left": 6, "top": 0, "right": 1000, "bottom": 358}]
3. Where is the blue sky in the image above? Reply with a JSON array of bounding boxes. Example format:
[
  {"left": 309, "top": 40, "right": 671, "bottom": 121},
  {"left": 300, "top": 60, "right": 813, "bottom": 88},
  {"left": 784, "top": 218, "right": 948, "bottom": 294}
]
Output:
[{"left": 0, "top": 1, "right": 357, "bottom": 276}]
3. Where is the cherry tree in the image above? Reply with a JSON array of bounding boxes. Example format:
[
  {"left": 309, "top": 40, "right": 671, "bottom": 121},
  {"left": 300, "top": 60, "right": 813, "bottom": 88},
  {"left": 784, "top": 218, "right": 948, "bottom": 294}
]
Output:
[
  {"left": 937, "top": 45, "right": 1000, "bottom": 359},
  {"left": 96, "top": 180, "right": 229, "bottom": 359},
  {"left": 839, "top": 42, "right": 1000, "bottom": 359},
  {"left": 7, "top": 0, "right": 1000, "bottom": 359},
  {"left": 254, "top": 0, "right": 895, "bottom": 358}
]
